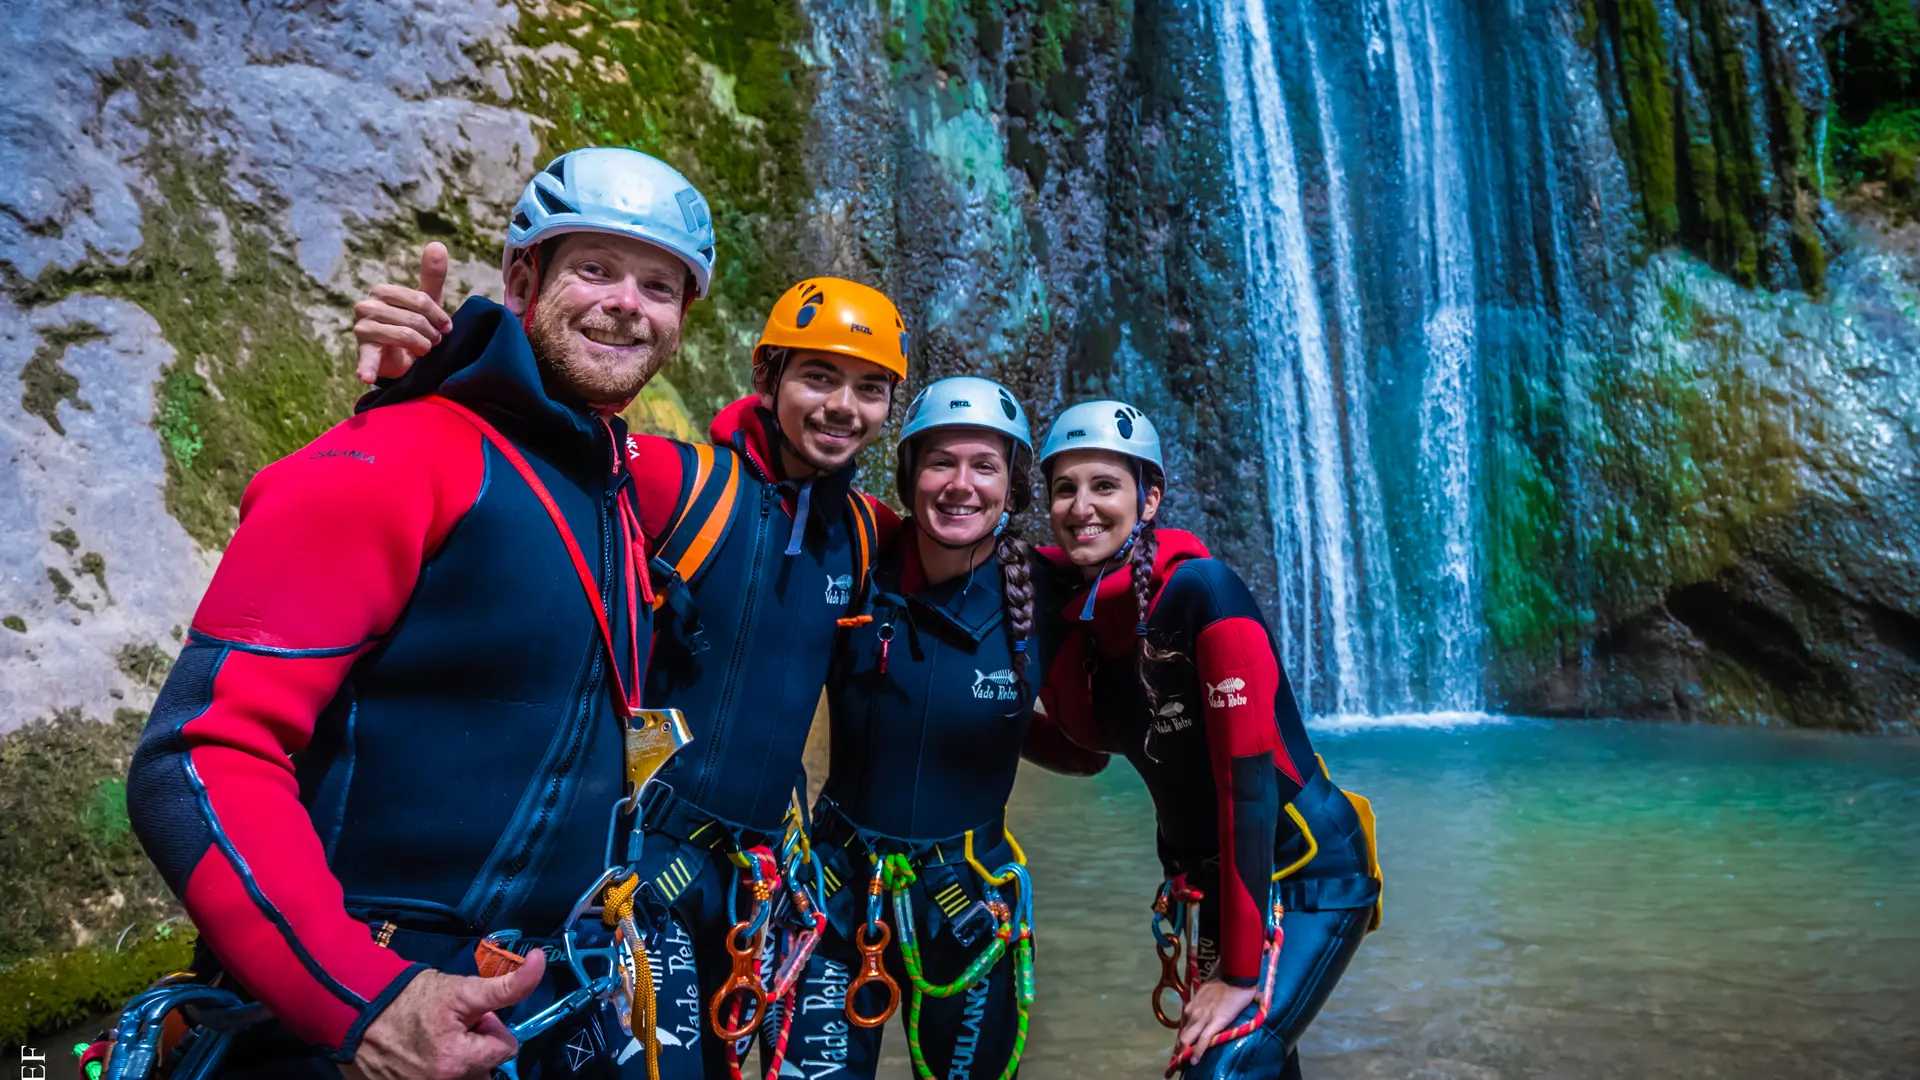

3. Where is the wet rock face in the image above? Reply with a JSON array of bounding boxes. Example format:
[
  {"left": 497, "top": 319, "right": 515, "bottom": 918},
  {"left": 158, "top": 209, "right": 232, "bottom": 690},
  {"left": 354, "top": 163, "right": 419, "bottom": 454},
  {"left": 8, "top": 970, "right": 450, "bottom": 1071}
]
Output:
[{"left": 1, "top": 0, "right": 1916, "bottom": 745}]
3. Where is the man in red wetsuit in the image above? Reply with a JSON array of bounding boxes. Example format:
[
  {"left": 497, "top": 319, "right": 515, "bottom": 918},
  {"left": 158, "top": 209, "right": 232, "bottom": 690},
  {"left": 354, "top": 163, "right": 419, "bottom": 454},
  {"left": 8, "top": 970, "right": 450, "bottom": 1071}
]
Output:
[{"left": 128, "top": 147, "right": 718, "bottom": 1079}]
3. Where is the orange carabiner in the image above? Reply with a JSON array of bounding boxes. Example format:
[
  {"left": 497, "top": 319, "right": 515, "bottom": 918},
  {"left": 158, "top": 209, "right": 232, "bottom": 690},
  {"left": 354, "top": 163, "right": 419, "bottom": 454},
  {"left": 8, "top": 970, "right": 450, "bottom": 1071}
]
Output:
[
  {"left": 845, "top": 921, "right": 900, "bottom": 1028},
  {"left": 708, "top": 920, "right": 769, "bottom": 1041}
]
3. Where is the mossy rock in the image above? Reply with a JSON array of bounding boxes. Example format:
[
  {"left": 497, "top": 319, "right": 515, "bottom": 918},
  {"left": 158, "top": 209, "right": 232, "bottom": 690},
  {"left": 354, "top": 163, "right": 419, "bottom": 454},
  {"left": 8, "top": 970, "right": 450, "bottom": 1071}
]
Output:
[{"left": 0, "top": 926, "right": 197, "bottom": 1052}]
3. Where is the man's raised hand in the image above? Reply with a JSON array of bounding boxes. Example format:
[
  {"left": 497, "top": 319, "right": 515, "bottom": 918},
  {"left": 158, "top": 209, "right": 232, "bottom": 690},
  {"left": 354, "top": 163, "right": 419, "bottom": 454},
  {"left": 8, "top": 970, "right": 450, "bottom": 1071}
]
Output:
[{"left": 354, "top": 242, "right": 453, "bottom": 384}]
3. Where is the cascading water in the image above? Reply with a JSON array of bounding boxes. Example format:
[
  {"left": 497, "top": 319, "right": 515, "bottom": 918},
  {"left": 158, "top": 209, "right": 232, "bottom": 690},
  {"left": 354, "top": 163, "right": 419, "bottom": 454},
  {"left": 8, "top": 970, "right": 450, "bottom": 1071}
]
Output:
[{"left": 1212, "top": 0, "right": 1482, "bottom": 716}]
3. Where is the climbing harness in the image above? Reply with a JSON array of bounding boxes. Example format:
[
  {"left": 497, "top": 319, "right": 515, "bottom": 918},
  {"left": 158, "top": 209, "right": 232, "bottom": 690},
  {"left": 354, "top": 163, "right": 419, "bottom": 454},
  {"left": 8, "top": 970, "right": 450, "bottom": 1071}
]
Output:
[
  {"left": 877, "top": 851, "right": 1036, "bottom": 1080},
  {"left": 1160, "top": 899, "right": 1286, "bottom": 1078}
]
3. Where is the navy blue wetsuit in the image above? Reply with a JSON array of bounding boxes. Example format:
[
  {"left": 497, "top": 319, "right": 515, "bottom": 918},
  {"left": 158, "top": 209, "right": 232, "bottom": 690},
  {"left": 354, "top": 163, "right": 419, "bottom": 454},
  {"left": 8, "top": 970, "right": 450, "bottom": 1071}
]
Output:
[
  {"left": 779, "top": 527, "right": 1051, "bottom": 1080},
  {"left": 1028, "top": 529, "right": 1379, "bottom": 1080},
  {"left": 623, "top": 399, "right": 896, "bottom": 1079},
  {"left": 127, "top": 298, "right": 657, "bottom": 1076}
]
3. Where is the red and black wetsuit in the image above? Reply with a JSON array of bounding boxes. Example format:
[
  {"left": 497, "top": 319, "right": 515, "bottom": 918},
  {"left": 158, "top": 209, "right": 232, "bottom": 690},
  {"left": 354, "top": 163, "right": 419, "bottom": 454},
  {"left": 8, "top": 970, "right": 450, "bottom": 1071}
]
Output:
[
  {"left": 126, "top": 298, "right": 651, "bottom": 1073},
  {"left": 1027, "top": 529, "right": 1377, "bottom": 1078}
]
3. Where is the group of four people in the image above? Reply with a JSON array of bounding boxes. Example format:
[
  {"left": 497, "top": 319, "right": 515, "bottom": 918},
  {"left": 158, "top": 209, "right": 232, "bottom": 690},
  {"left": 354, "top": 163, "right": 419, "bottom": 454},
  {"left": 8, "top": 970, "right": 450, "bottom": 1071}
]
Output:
[{"left": 123, "top": 147, "right": 1381, "bottom": 1080}]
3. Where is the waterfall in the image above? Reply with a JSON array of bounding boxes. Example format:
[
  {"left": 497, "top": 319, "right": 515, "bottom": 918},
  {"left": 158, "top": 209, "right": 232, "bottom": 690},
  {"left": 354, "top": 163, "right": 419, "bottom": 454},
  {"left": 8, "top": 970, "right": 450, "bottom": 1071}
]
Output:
[{"left": 1213, "top": 0, "right": 1482, "bottom": 715}]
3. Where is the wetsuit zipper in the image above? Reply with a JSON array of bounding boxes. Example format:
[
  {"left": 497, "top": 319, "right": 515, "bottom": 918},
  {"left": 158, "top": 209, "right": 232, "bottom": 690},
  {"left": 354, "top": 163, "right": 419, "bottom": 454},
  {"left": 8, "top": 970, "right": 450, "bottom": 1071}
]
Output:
[
  {"left": 476, "top": 470, "right": 617, "bottom": 929},
  {"left": 690, "top": 482, "right": 775, "bottom": 807}
]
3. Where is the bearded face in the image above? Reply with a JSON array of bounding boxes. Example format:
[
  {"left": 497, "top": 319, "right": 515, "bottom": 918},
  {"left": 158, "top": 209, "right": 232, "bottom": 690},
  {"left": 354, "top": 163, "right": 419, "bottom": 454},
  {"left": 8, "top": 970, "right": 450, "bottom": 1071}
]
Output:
[{"left": 509, "top": 234, "right": 690, "bottom": 406}]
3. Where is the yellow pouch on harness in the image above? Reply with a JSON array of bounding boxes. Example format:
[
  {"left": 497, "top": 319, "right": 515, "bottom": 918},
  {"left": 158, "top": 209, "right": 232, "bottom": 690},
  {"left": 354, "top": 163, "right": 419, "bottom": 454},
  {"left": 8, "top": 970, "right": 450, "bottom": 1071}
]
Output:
[
  {"left": 1342, "top": 789, "right": 1383, "bottom": 932},
  {"left": 1310, "top": 754, "right": 1383, "bottom": 932}
]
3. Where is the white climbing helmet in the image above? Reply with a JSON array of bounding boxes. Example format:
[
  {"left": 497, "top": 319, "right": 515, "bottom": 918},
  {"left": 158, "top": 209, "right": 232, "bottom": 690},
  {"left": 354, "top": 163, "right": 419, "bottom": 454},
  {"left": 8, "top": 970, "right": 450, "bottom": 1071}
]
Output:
[
  {"left": 896, "top": 376, "right": 1035, "bottom": 511},
  {"left": 1037, "top": 399, "right": 1164, "bottom": 477},
  {"left": 502, "top": 147, "right": 717, "bottom": 298}
]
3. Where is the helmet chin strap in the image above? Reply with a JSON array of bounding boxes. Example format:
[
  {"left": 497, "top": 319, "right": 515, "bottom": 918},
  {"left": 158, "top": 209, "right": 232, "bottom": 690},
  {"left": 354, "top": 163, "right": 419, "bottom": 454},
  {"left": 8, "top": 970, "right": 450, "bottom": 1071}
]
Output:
[
  {"left": 1080, "top": 463, "right": 1154, "bottom": 623},
  {"left": 1079, "top": 519, "right": 1147, "bottom": 622}
]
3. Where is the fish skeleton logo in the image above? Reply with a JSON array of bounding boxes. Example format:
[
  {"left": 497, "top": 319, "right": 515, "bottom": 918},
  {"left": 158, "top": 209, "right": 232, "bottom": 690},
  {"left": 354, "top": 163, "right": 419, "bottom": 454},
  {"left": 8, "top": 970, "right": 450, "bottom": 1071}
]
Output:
[
  {"left": 825, "top": 573, "right": 853, "bottom": 604},
  {"left": 973, "top": 668, "right": 1020, "bottom": 701},
  {"left": 1152, "top": 699, "right": 1192, "bottom": 733},
  {"left": 1206, "top": 677, "right": 1249, "bottom": 708}
]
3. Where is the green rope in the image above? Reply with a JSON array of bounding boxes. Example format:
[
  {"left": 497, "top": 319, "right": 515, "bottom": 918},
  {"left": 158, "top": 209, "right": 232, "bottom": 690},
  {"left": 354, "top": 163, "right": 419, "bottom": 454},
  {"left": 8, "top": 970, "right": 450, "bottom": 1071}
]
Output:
[{"left": 881, "top": 853, "right": 1035, "bottom": 1080}]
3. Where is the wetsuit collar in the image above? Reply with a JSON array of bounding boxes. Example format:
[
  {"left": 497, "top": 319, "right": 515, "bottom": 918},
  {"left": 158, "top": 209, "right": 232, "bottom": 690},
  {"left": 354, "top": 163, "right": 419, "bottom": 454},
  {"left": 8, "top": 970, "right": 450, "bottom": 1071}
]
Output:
[
  {"left": 354, "top": 295, "right": 624, "bottom": 471},
  {"left": 883, "top": 521, "right": 1004, "bottom": 643},
  {"left": 1038, "top": 528, "right": 1210, "bottom": 653}
]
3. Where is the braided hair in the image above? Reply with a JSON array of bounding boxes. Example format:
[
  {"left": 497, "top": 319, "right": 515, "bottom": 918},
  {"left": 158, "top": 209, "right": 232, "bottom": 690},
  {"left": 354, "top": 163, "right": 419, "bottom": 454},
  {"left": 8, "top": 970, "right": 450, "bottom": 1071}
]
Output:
[
  {"left": 1129, "top": 519, "right": 1163, "bottom": 708},
  {"left": 998, "top": 530, "right": 1035, "bottom": 686}
]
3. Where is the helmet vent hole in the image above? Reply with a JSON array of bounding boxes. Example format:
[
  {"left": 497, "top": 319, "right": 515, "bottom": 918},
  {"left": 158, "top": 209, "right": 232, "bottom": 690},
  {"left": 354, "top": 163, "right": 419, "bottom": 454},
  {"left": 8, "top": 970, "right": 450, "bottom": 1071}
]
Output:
[
  {"left": 699, "top": 247, "right": 714, "bottom": 261},
  {"left": 512, "top": 211, "right": 532, "bottom": 231},
  {"left": 535, "top": 187, "right": 576, "bottom": 216},
  {"left": 542, "top": 157, "right": 568, "bottom": 180}
]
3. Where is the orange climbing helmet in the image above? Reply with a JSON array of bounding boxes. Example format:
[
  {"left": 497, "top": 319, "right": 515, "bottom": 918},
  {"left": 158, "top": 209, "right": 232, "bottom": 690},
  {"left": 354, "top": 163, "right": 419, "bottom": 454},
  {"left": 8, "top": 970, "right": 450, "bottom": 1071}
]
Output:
[{"left": 753, "top": 278, "right": 910, "bottom": 381}]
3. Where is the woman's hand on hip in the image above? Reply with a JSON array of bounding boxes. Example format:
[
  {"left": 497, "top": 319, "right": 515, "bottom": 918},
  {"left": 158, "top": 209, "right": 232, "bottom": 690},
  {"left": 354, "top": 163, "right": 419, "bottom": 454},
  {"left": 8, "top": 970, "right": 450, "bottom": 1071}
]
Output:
[{"left": 1175, "top": 978, "right": 1257, "bottom": 1060}]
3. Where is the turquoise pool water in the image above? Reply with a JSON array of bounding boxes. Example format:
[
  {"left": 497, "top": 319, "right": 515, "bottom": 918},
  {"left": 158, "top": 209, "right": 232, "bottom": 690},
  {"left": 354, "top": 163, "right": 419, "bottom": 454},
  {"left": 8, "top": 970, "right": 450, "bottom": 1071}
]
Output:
[{"left": 889, "top": 719, "right": 1920, "bottom": 1078}]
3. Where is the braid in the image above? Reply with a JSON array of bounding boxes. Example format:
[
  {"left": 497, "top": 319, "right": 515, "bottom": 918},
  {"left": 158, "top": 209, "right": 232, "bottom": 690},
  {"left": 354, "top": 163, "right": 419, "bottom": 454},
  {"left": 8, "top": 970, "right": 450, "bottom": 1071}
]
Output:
[
  {"left": 998, "top": 531, "right": 1035, "bottom": 686},
  {"left": 1131, "top": 522, "right": 1161, "bottom": 708}
]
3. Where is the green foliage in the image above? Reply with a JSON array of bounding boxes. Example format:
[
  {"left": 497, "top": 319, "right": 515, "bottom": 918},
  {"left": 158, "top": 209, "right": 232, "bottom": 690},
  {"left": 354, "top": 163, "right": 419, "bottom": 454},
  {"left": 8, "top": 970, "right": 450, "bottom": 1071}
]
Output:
[
  {"left": 20, "top": 322, "right": 106, "bottom": 436},
  {"left": 0, "top": 708, "right": 178, "bottom": 970},
  {"left": 508, "top": 0, "right": 815, "bottom": 425},
  {"left": 1829, "top": 0, "right": 1920, "bottom": 123},
  {"left": 0, "top": 926, "right": 196, "bottom": 1052},
  {"left": 3, "top": 616, "right": 25, "bottom": 633}
]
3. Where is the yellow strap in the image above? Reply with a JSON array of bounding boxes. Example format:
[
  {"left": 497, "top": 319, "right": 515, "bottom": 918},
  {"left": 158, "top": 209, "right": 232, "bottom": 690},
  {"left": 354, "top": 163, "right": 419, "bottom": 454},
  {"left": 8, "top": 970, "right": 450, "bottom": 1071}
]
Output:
[
  {"left": 964, "top": 826, "right": 1027, "bottom": 886},
  {"left": 1272, "top": 804, "right": 1318, "bottom": 881}
]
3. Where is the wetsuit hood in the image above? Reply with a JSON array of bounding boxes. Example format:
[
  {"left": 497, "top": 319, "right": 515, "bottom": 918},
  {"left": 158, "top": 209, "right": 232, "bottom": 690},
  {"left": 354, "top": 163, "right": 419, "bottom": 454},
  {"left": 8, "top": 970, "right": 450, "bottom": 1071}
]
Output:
[
  {"left": 354, "top": 295, "right": 622, "bottom": 468},
  {"left": 707, "top": 396, "right": 780, "bottom": 479},
  {"left": 707, "top": 394, "right": 860, "bottom": 534},
  {"left": 1040, "top": 527, "right": 1210, "bottom": 654}
]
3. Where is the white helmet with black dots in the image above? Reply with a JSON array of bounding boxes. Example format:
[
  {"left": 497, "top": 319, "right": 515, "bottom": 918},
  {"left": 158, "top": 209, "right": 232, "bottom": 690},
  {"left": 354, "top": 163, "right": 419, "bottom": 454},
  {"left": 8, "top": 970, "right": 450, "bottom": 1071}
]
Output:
[
  {"left": 896, "top": 376, "right": 1035, "bottom": 513},
  {"left": 503, "top": 147, "right": 717, "bottom": 298},
  {"left": 1037, "top": 400, "right": 1164, "bottom": 478}
]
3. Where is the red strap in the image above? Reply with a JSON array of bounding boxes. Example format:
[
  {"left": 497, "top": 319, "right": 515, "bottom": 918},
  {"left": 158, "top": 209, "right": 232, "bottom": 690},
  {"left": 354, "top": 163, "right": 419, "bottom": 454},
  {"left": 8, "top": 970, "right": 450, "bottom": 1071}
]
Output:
[{"left": 425, "top": 395, "right": 641, "bottom": 715}]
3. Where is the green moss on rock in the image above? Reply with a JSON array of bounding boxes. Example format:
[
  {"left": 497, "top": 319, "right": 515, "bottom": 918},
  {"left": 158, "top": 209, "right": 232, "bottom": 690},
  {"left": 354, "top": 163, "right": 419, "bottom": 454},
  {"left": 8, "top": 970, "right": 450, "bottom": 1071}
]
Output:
[
  {"left": 1587, "top": 0, "right": 1827, "bottom": 291},
  {"left": 3, "top": 616, "right": 25, "bottom": 634},
  {"left": 508, "top": 0, "right": 816, "bottom": 427},
  {"left": 49, "top": 528, "right": 78, "bottom": 554},
  {"left": 0, "top": 708, "right": 178, "bottom": 971},
  {"left": 114, "top": 642, "right": 174, "bottom": 689},
  {"left": 19, "top": 60, "right": 361, "bottom": 549},
  {"left": 20, "top": 322, "right": 105, "bottom": 436},
  {"left": 0, "top": 925, "right": 195, "bottom": 1052}
]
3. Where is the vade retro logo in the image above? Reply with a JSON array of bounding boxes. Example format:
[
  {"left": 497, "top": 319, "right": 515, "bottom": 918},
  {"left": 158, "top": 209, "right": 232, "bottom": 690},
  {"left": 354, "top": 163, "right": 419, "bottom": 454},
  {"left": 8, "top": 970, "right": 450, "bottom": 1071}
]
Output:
[
  {"left": 825, "top": 573, "right": 853, "bottom": 605},
  {"left": 1206, "top": 677, "right": 1249, "bottom": 708},
  {"left": 973, "top": 669, "right": 1020, "bottom": 701},
  {"left": 1151, "top": 699, "right": 1192, "bottom": 734}
]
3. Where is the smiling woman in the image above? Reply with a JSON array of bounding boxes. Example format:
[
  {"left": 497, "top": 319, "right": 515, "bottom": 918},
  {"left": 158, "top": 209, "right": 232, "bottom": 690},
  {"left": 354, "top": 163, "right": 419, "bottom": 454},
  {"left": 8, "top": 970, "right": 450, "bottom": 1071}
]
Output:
[{"left": 1025, "top": 399, "right": 1383, "bottom": 1080}]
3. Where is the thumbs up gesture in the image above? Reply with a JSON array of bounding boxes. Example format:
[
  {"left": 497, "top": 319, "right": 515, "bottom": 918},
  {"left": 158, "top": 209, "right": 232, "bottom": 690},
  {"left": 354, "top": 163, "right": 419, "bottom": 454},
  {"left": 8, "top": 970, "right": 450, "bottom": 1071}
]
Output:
[
  {"left": 353, "top": 242, "right": 454, "bottom": 384},
  {"left": 339, "top": 947, "right": 546, "bottom": 1080}
]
